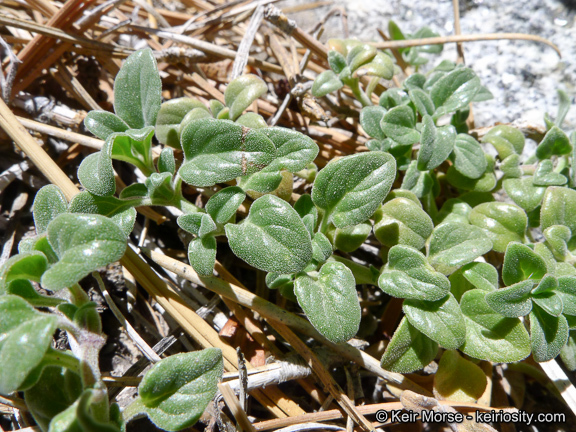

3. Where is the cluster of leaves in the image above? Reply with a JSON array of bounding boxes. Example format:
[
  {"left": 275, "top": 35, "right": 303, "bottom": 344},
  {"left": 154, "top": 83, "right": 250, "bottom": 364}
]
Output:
[
  {"left": 0, "top": 185, "right": 223, "bottom": 431},
  {"left": 3, "top": 26, "right": 576, "bottom": 430}
]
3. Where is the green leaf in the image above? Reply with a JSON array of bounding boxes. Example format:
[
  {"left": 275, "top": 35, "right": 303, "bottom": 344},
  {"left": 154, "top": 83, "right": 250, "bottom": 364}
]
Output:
[
  {"left": 503, "top": 177, "right": 546, "bottom": 212},
  {"left": 48, "top": 389, "right": 121, "bottom": 432},
  {"left": 24, "top": 366, "right": 82, "bottom": 431},
  {"left": 330, "top": 223, "right": 371, "bottom": 253},
  {"left": 258, "top": 127, "right": 319, "bottom": 173},
  {"left": 311, "top": 70, "right": 343, "bottom": 97},
  {"left": 540, "top": 187, "right": 576, "bottom": 233},
  {"left": 205, "top": 186, "right": 245, "bottom": 224},
  {"left": 135, "top": 349, "right": 223, "bottom": 431},
  {"left": 530, "top": 304, "right": 569, "bottom": 362},
  {"left": 41, "top": 214, "right": 127, "bottom": 291},
  {"left": 434, "top": 350, "right": 487, "bottom": 403},
  {"left": 409, "top": 88, "right": 435, "bottom": 117},
  {"left": 84, "top": 111, "right": 129, "bottom": 141},
  {"left": 312, "top": 152, "right": 396, "bottom": 228},
  {"left": 469, "top": 202, "right": 527, "bottom": 253},
  {"left": 403, "top": 73, "right": 426, "bottom": 90},
  {"left": 388, "top": 20, "right": 406, "bottom": 43},
  {"left": 379, "top": 245, "right": 450, "bottom": 301},
  {"left": 180, "top": 108, "right": 213, "bottom": 134},
  {"left": 380, "top": 317, "right": 438, "bottom": 373},
  {"left": 179, "top": 118, "right": 276, "bottom": 187},
  {"left": 356, "top": 52, "right": 394, "bottom": 79},
  {"left": 380, "top": 105, "right": 420, "bottom": 146},
  {"left": 481, "top": 125, "right": 525, "bottom": 159},
  {"left": 145, "top": 172, "right": 175, "bottom": 201},
  {"left": 235, "top": 112, "right": 267, "bottom": 129},
  {"left": 311, "top": 232, "right": 333, "bottom": 262},
  {"left": 295, "top": 194, "right": 318, "bottom": 236},
  {"left": 427, "top": 222, "right": 493, "bottom": 275},
  {"left": 449, "top": 262, "right": 498, "bottom": 301},
  {"left": 543, "top": 225, "right": 571, "bottom": 260},
  {"left": 451, "top": 134, "right": 487, "bottom": 180},
  {"left": 77, "top": 146, "right": 115, "bottom": 197},
  {"left": 188, "top": 236, "right": 217, "bottom": 276},
  {"left": 158, "top": 147, "right": 176, "bottom": 175},
  {"left": 109, "top": 127, "right": 155, "bottom": 174},
  {"left": 484, "top": 280, "right": 534, "bottom": 317},
  {"left": 177, "top": 213, "right": 203, "bottom": 236},
  {"left": 401, "top": 161, "right": 434, "bottom": 198},
  {"left": 436, "top": 198, "right": 472, "bottom": 225},
  {"left": 445, "top": 163, "right": 496, "bottom": 192},
  {"left": 113, "top": 49, "right": 161, "bottom": 129},
  {"left": 155, "top": 97, "right": 207, "bottom": 148},
  {"left": 460, "top": 289, "right": 531, "bottom": 362},
  {"left": 225, "top": 195, "right": 312, "bottom": 273},
  {"left": 556, "top": 277, "right": 576, "bottom": 316},
  {"left": 68, "top": 192, "right": 136, "bottom": 237},
  {"left": 536, "top": 126, "right": 572, "bottom": 160},
  {"left": 0, "top": 252, "right": 48, "bottom": 292},
  {"left": 500, "top": 154, "right": 523, "bottom": 178},
  {"left": 346, "top": 44, "right": 376, "bottom": 73},
  {"left": 560, "top": 332, "right": 576, "bottom": 370},
  {"left": 294, "top": 262, "right": 361, "bottom": 344},
  {"left": 532, "top": 290, "right": 563, "bottom": 317},
  {"left": 239, "top": 170, "right": 283, "bottom": 194},
  {"left": 502, "top": 242, "right": 547, "bottom": 286},
  {"left": 533, "top": 159, "right": 567, "bottom": 186},
  {"left": 430, "top": 68, "right": 481, "bottom": 115},
  {"left": 403, "top": 293, "right": 466, "bottom": 349},
  {"left": 360, "top": 106, "right": 387, "bottom": 140},
  {"left": 0, "top": 295, "right": 59, "bottom": 394},
  {"left": 373, "top": 197, "right": 434, "bottom": 250},
  {"left": 417, "top": 115, "right": 456, "bottom": 171},
  {"left": 178, "top": 213, "right": 215, "bottom": 238},
  {"left": 328, "top": 50, "right": 347, "bottom": 74},
  {"left": 224, "top": 75, "right": 267, "bottom": 121},
  {"left": 119, "top": 183, "right": 148, "bottom": 199},
  {"left": 6, "top": 279, "right": 63, "bottom": 307},
  {"left": 379, "top": 88, "right": 410, "bottom": 109}
]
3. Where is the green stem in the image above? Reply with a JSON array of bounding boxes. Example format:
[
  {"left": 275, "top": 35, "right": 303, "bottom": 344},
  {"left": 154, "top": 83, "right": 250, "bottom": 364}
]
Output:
[
  {"left": 68, "top": 283, "right": 91, "bottom": 306},
  {"left": 344, "top": 78, "right": 372, "bottom": 107},
  {"left": 318, "top": 210, "right": 332, "bottom": 235},
  {"left": 44, "top": 348, "right": 81, "bottom": 375}
]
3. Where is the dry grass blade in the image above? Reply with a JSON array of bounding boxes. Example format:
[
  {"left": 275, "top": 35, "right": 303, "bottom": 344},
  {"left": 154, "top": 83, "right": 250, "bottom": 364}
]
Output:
[
  {"left": 0, "top": 15, "right": 133, "bottom": 56},
  {"left": 372, "top": 32, "right": 561, "bottom": 57},
  {"left": 270, "top": 321, "right": 375, "bottom": 432},
  {"left": 131, "top": 25, "right": 284, "bottom": 74},
  {"left": 219, "top": 382, "right": 258, "bottom": 432}
]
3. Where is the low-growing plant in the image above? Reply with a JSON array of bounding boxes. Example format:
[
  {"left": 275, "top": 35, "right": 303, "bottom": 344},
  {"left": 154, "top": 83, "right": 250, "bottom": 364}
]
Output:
[{"left": 2, "top": 24, "right": 576, "bottom": 431}]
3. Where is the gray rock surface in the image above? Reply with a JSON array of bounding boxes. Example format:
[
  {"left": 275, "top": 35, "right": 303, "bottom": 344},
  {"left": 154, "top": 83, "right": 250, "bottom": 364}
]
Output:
[{"left": 285, "top": 0, "right": 576, "bottom": 132}]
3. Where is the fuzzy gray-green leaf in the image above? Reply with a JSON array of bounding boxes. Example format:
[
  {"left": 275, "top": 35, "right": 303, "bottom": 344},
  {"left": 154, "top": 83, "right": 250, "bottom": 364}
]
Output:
[
  {"left": 225, "top": 195, "right": 312, "bottom": 273},
  {"left": 294, "top": 262, "right": 361, "bottom": 343},
  {"left": 224, "top": 74, "right": 267, "bottom": 121},
  {"left": 460, "top": 289, "right": 530, "bottom": 362},
  {"left": 84, "top": 111, "right": 129, "bottom": 141},
  {"left": 428, "top": 222, "right": 492, "bottom": 275},
  {"left": 380, "top": 317, "right": 438, "bottom": 373},
  {"left": 137, "top": 348, "right": 223, "bottom": 431},
  {"left": 312, "top": 152, "right": 396, "bottom": 228},
  {"left": 114, "top": 49, "right": 161, "bottom": 129},
  {"left": 33, "top": 185, "right": 68, "bottom": 235},
  {"left": 179, "top": 118, "right": 275, "bottom": 187},
  {"left": 403, "top": 293, "right": 466, "bottom": 349},
  {"left": 41, "top": 214, "right": 127, "bottom": 291}
]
